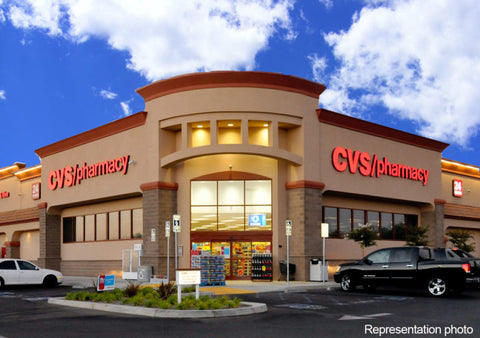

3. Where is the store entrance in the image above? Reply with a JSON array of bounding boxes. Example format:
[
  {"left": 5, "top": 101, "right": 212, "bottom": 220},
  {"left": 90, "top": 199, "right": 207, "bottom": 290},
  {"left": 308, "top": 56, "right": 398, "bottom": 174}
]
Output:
[{"left": 191, "top": 240, "right": 271, "bottom": 280}]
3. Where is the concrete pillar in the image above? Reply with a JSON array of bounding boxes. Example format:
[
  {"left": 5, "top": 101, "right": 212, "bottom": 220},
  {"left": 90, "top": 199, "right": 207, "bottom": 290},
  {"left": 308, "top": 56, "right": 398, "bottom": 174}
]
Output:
[
  {"left": 140, "top": 181, "right": 178, "bottom": 279},
  {"left": 422, "top": 199, "right": 446, "bottom": 248},
  {"left": 37, "top": 203, "right": 61, "bottom": 271},
  {"left": 286, "top": 180, "right": 325, "bottom": 281}
]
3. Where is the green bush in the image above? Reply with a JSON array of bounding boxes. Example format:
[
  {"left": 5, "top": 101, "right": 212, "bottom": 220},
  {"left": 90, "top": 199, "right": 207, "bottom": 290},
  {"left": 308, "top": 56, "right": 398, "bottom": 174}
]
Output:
[{"left": 65, "top": 287, "right": 242, "bottom": 311}]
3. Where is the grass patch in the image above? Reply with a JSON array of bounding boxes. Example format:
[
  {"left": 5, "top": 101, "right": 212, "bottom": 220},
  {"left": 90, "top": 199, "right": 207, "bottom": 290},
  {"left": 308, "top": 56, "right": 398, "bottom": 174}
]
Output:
[{"left": 65, "top": 286, "right": 242, "bottom": 310}]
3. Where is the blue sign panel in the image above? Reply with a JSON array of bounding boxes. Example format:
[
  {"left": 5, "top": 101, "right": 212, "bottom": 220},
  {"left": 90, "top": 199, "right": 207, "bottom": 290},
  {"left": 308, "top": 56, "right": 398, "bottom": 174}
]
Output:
[{"left": 248, "top": 214, "right": 266, "bottom": 227}]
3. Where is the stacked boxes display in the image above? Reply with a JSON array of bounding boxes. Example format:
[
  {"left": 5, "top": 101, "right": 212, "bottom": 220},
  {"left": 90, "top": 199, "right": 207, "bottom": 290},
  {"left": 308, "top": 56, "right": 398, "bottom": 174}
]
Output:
[
  {"left": 252, "top": 254, "right": 273, "bottom": 281},
  {"left": 194, "top": 255, "right": 226, "bottom": 286}
]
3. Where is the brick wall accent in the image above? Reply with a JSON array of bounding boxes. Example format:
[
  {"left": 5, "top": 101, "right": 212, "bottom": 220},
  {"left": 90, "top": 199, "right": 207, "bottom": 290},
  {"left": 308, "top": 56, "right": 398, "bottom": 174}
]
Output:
[
  {"left": 444, "top": 203, "right": 480, "bottom": 221},
  {"left": 286, "top": 183, "right": 324, "bottom": 281},
  {"left": 61, "top": 260, "right": 122, "bottom": 277},
  {"left": 38, "top": 204, "right": 61, "bottom": 271},
  {"left": 4, "top": 241, "right": 20, "bottom": 258},
  {"left": 0, "top": 207, "right": 39, "bottom": 226},
  {"left": 141, "top": 182, "right": 177, "bottom": 278}
]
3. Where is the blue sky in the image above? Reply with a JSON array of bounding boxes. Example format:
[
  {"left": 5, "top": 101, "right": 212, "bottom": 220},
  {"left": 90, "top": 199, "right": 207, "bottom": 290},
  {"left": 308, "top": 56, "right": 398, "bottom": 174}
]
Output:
[{"left": 1, "top": 0, "right": 480, "bottom": 168}]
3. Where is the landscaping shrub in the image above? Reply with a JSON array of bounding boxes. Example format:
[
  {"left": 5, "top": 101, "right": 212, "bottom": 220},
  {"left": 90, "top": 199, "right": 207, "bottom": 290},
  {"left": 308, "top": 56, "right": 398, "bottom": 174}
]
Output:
[{"left": 64, "top": 287, "right": 242, "bottom": 310}]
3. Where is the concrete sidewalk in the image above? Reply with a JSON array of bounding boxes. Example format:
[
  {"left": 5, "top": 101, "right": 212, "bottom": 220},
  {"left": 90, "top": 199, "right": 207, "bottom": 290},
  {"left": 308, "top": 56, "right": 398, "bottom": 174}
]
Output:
[{"left": 62, "top": 276, "right": 338, "bottom": 294}]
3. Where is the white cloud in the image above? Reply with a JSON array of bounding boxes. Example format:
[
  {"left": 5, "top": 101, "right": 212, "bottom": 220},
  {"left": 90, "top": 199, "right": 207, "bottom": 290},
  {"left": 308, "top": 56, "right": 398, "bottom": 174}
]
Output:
[
  {"left": 3, "top": 0, "right": 294, "bottom": 81},
  {"left": 99, "top": 89, "right": 117, "bottom": 100},
  {"left": 319, "top": 0, "right": 480, "bottom": 146},
  {"left": 317, "top": 0, "right": 333, "bottom": 10},
  {"left": 120, "top": 101, "right": 132, "bottom": 116},
  {"left": 7, "top": 0, "right": 64, "bottom": 35},
  {"left": 0, "top": 90, "right": 5, "bottom": 100}
]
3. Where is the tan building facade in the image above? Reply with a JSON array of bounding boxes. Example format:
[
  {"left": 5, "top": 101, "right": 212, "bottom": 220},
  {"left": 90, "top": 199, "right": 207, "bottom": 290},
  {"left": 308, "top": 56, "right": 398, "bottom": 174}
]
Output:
[{"left": 1, "top": 71, "right": 480, "bottom": 281}]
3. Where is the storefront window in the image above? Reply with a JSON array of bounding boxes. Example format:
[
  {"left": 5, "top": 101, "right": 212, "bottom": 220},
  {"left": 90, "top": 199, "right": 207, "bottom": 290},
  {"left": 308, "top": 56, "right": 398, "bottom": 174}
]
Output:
[
  {"left": 324, "top": 207, "right": 338, "bottom": 237},
  {"left": 191, "top": 206, "right": 217, "bottom": 231},
  {"left": 109, "top": 212, "right": 119, "bottom": 240},
  {"left": 381, "top": 213, "right": 393, "bottom": 239},
  {"left": 75, "top": 216, "right": 84, "bottom": 242},
  {"left": 63, "top": 217, "right": 75, "bottom": 243},
  {"left": 246, "top": 205, "right": 271, "bottom": 231},
  {"left": 62, "top": 208, "right": 143, "bottom": 243},
  {"left": 218, "top": 181, "right": 244, "bottom": 205},
  {"left": 132, "top": 209, "right": 143, "bottom": 238},
  {"left": 367, "top": 211, "right": 380, "bottom": 234},
  {"left": 353, "top": 210, "right": 365, "bottom": 229},
  {"left": 191, "top": 179, "right": 272, "bottom": 232},
  {"left": 96, "top": 213, "right": 107, "bottom": 241},
  {"left": 191, "top": 181, "right": 216, "bottom": 205},
  {"left": 85, "top": 215, "right": 95, "bottom": 241},
  {"left": 120, "top": 210, "right": 131, "bottom": 239},
  {"left": 339, "top": 209, "right": 352, "bottom": 237},
  {"left": 218, "top": 206, "right": 244, "bottom": 231},
  {"left": 323, "top": 206, "right": 418, "bottom": 241},
  {"left": 246, "top": 180, "right": 271, "bottom": 205},
  {"left": 394, "top": 214, "right": 406, "bottom": 240}
]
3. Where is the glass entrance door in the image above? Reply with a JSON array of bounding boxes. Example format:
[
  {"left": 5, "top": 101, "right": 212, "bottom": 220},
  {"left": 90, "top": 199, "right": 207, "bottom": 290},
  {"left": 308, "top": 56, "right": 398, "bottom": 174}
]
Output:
[
  {"left": 231, "top": 242, "right": 252, "bottom": 279},
  {"left": 212, "top": 242, "right": 231, "bottom": 278},
  {"left": 193, "top": 240, "right": 271, "bottom": 280}
]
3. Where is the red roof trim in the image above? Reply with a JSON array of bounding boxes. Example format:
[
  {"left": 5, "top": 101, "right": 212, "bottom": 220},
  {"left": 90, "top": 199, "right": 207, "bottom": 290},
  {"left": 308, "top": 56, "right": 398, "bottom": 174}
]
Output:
[
  {"left": 137, "top": 71, "right": 326, "bottom": 102},
  {"left": 317, "top": 109, "right": 449, "bottom": 152},
  {"left": 140, "top": 181, "right": 179, "bottom": 191},
  {"left": 286, "top": 180, "right": 325, "bottom": 190},
  {"left": 35, "top": 111, "right": 147, "bottom": 158}
]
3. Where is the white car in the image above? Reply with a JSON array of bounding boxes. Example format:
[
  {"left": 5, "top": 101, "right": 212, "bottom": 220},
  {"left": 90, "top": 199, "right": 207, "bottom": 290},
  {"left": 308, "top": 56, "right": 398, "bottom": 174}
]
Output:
[{"left": 0, "top": 259, "right": 63, "bottom": 288}]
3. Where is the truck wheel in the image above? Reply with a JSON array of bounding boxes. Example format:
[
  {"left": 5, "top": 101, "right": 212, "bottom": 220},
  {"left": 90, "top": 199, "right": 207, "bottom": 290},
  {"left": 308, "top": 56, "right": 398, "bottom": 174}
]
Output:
[
  {"left": 426, "top": 276, "right": 447, "bottom": 296},
  {"left": 341, "top": 273, "right": 356, "bottom": 292}
]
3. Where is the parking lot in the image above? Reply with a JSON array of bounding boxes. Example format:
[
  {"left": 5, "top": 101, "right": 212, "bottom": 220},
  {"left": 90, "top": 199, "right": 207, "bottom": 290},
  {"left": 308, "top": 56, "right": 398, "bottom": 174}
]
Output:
[{"left": 1, "top": 283, "right": 480, "bottom": 338}]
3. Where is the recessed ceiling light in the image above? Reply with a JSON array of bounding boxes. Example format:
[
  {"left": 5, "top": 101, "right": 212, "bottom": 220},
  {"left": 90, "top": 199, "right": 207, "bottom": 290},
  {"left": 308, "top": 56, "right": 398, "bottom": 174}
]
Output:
[
  {"left": 197, "top": 125, "right": 203, "bottom": 128},
  {"left": 228, "top": 123, "right": 234, "bottom": 127}
]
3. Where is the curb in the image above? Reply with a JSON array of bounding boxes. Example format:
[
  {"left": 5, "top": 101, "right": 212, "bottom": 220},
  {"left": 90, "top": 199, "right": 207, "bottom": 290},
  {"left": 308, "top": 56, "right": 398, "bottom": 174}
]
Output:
[{"left": 48, "top": 298, "right": 268, "bottom": 318}]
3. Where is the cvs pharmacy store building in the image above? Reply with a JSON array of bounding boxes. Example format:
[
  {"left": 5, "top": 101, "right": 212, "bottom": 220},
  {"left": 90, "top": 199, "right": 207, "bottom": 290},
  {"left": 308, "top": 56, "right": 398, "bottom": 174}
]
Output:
[{"left": 10, "top": 71, "right": 457, "bottom": 281}]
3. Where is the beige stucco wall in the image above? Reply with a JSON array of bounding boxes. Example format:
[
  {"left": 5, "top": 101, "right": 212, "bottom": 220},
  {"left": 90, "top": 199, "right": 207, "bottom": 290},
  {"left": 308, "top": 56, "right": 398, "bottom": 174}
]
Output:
[
  {"left": 441, "top": 171, "right": 480, "bottom": 205},
  {"left": 19, "top": 230, "right": 39, "bottom": 261},
  {"left": 319, "top": 123, "right": 442, "bottom": 204},
  {"left": 0, "top": 176, "right": 42, "bottom": 212},
  {"left": 39, "top": 127, "right": 148, "bottom": 210}
]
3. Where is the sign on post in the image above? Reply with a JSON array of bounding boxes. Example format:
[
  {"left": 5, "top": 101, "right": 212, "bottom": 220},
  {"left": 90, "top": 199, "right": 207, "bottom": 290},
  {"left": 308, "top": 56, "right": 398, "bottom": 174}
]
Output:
[
  {"left": 321, "top": 223, "right": 329, "bottom": 238},
  {"left": 321, "top": 223, "right": 329, "bottom": 285},
  {"left": 176, "top": 269, "right": 201, "bottom": 304},
  {"left": 165, "top": 221, "right": 171, "bottom": 237},
  {"left": 173, "top": 214, "right": 181, "bottom": 233},
  {"left": 285, "top": 220, "right": 292, "bottom": 286},
  {"left": 97, "top": 274, "right": 115, "bottom": 291},
  {"left": 286, "top": 220, "right": 292, "bottom": 236},
  {"left": 173, "top": 214, "right": 180, "bottom": 269}
]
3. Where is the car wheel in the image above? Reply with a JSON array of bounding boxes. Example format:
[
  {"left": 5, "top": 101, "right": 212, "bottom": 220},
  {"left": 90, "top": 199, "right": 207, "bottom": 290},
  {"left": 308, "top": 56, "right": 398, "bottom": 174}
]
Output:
[
  {"left": 426, "top": 276, "right": 448, "bottom": 296},
  {"left": 43, "top": 275, "right": 57, "bottom": 288},
  {"left": 0, "top": 278, "right": 4, "bottom": 289},
  {"left": 341, "top": 273, "right": 356, "bottom": 291}
]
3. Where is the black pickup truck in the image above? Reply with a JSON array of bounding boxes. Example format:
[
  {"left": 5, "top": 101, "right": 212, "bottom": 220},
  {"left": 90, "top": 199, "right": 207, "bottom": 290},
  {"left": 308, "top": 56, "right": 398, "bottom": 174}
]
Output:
[{"left": 334, "top": 246, "right": 476, "bottom": 296}]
